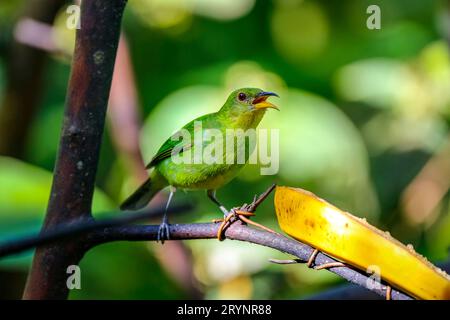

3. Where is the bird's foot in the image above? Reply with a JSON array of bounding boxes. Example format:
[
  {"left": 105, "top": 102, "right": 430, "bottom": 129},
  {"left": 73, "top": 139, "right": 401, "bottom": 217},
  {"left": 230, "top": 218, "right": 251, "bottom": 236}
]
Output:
[
  {"left": 214, "top": 207, "right": 245, "bottom": 241},
  {"left": 157, "top": 221, "right": 170, "bottom": 244},
  {"left": 214, "top": 203, "right": 278, "bottom": 241},
  {"left": 212, "top": 184, "right": 278, "bottom": 241}
]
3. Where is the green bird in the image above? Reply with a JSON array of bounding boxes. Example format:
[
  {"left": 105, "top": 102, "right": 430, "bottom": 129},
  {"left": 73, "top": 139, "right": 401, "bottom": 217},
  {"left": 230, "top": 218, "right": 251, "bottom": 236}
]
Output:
[{"left": 120, "top": 88, "right": 279, "bottom": 241}]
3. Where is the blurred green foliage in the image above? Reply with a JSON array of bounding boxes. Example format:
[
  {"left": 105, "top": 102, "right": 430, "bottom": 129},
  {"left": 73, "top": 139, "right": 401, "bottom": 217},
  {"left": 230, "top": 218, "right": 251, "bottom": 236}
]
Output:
[
  {"left": 0, "top": 156, "right": 114, "bottom": 269},
  {"left": 0, "top": 0, "right": 449, "bottom": 299}
]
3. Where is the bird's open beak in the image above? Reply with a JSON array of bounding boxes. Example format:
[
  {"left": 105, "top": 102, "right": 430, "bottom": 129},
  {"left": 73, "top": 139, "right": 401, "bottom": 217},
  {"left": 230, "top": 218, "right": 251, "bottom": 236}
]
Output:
[{"left": 252, "top": 91, "right": 280, "bottom": 110}]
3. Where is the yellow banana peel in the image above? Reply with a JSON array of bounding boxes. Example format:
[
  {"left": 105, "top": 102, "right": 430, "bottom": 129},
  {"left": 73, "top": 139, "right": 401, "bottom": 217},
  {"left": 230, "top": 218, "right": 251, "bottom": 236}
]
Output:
[{"left": 274, "top": 186, "right": 450, "bottom": 300}]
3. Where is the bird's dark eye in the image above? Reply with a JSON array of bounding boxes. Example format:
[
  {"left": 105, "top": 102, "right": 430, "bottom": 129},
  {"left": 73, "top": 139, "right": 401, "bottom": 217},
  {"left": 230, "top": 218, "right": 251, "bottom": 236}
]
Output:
[{"left": 238, "top": 92, "right": 246, "bottom": 101}]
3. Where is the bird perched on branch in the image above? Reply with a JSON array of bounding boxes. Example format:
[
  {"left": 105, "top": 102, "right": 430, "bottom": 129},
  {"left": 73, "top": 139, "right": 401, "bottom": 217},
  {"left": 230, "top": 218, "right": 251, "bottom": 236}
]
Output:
[{"left": 120, "top": 88, "right": 279, "bottom": 242}]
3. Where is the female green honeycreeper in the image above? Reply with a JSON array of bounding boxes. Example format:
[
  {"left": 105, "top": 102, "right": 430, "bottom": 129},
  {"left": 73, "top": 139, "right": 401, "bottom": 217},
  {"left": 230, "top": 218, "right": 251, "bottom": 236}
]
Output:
[{"left": 120, "top": 88, "right": 279, "bottom": 241}]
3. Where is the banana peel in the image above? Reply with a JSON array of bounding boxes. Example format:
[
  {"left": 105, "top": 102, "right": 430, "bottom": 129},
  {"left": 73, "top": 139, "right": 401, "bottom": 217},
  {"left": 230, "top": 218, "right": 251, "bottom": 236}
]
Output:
[{"left": 274, "top": 186, "right": 450, "bottom": 300}]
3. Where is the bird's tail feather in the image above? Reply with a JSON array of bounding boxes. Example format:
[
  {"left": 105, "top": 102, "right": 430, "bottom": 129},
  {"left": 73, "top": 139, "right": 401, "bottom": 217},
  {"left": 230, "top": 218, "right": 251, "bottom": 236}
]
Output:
[{"left": 120, "top": 174, "right": 166, "bottom": 211}]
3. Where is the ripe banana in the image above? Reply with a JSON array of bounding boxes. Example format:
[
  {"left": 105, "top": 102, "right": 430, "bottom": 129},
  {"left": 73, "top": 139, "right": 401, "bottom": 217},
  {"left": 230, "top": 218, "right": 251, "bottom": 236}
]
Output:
[{"left": 274, "top": 186, "right": 450, "bottom": 300}]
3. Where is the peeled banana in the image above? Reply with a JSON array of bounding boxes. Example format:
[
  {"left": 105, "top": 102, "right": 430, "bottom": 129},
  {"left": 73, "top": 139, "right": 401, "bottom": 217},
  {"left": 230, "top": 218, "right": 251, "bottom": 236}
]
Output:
[{"left": 274, "top": 186, "right": 450, "bottom": 300}]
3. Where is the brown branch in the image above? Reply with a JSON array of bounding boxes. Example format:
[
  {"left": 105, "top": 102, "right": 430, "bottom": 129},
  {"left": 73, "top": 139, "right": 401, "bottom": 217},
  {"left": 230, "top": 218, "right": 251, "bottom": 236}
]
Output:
[
  {"left": 86, "top": 222, "right": 413, "bottom": 300},
  {"left": 1, "top": 214, "right": 413, "bottom": 300},
  {"left": 23, "top": 0, "right": 128, "bottom": 300},
  {"left": 0, "top": 186, "right": 414, "bottom": 301}
]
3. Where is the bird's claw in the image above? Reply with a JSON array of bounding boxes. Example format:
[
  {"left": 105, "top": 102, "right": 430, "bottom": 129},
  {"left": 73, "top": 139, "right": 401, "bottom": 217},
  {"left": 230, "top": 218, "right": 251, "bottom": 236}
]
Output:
[
  {"left": 157, "top": 221, "right": 170, "bottom": 244},
  {"left": 213, "top": 184, "right": 278, "bottom": 241},
  {"left": 216, "top": 208, "right": 239, "bottom": 241},
  {"left": 215, "top": 207, "right": 269, "bottom": 241}
]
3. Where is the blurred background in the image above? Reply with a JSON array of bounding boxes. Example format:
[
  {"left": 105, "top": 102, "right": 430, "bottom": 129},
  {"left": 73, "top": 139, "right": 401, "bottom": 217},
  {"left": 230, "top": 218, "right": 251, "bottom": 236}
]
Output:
[{"left": 0, "top": 0, "right": 449, "bottom": 299}]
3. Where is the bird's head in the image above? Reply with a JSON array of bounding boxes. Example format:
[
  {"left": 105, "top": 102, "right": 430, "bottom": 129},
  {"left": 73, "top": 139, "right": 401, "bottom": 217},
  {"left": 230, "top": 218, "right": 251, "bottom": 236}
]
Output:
[{"left": 220, "top": 88, "right": 279, "bottom": 116}]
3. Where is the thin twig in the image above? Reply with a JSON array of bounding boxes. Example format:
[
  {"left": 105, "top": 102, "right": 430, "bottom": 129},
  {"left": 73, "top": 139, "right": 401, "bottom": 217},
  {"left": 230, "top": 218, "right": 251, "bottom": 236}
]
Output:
[
  {"left": 248, "top": 183, "right": 276, "bottom": 212},
  {"left": 269, "top": 258, "right": 302, "bottom": 264}
]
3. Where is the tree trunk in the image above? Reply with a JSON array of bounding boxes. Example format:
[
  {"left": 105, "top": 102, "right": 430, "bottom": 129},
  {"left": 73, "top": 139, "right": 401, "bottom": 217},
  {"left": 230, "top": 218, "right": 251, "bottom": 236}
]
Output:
[{"left": 23, "top": 0, "right": 127, "bottom": 300}]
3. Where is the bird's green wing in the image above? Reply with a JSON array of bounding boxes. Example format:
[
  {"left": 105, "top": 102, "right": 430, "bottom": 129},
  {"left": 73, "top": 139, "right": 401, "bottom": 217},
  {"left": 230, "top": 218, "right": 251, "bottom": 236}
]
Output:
[
  {"left": 145, "top": 113, "right": 215, "bottom": 169},
  {"left": 145, "top": 139, "right": 191, "bottom": 169}
]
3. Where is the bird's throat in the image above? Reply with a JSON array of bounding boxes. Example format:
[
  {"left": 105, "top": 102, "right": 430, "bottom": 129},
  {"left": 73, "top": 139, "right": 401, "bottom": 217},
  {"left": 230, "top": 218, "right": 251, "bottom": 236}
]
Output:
[{"left": 221, "top": 109, "right": 266, "bottom": 130}]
